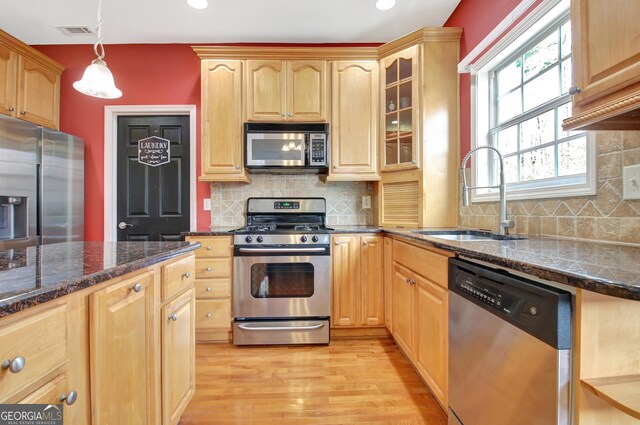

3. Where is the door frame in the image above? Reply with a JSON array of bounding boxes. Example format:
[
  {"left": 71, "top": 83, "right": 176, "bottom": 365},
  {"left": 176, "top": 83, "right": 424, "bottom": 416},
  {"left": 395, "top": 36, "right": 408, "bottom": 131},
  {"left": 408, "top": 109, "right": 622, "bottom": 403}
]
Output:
[{"left": 104, "top": 105, "right": 197, "bottom": 241}]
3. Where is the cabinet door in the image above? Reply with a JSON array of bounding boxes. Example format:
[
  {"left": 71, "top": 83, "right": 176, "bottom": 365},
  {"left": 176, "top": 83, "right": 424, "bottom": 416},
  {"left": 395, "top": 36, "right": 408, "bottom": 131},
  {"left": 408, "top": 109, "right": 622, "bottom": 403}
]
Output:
[
  {"left": 246, "top": 60, "right": 286, "bottom": 121},
  {"left": 19, "top": 374, "right": 78, "bottom": 424},
  {"left": 360, "top": 235, "right": 384, "bottom": 326},
  {"left": 415, "top": 273, "right": 448, "bottom": 408},
  {"left": 329, "top": 61, "right": 379, "bottom": 180},
  {"left": 380, "top": 46, "right": 420, "bottom": 171},
  {"left": 162, "top": 288, "right": 195, "bottom": 425},
  {"left": 0, "top": 44, "right": 17, "bottom": 117},
  {"left": 200, "top": 60, "right": 248, "bottom": 181},
  {"left": 383, "top": 237, "right": 393, "bottom": 332},
  {"left": 90, "top": 272, "right": 156, "bottom": 425},
  {"left": 392, "top": 263, "right": 415, "bottom": 358},
  {"left": 331, "top": 235, "right": 360, "bottom": 327},
  {"left": 287, "top": 60, "right": 327, "bottom": 122},
  {"left": 16, "top": 56, "right": 59, "bottom": 129},
  {"left": 571, "top": 0, "right": 640, "bottom": 109}
]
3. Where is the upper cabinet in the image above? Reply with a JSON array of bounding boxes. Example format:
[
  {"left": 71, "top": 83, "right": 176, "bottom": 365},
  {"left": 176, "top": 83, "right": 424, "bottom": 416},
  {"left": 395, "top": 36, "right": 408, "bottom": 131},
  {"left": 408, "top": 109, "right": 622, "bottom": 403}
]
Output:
[
  {"left": 246, "top": 59, "right": 328, "bottom": 122},
  {"left": 563, "top": 0, "right": 640, "bottom": 130},
  {"left": 381, "top": 46, "right": 419, "bottom": 171},
  {"left": 327, "top": 60, "right": 380, "bottom": 181},
  {"left": 0, "top": 30, "right": 63, "bottom": 130}
]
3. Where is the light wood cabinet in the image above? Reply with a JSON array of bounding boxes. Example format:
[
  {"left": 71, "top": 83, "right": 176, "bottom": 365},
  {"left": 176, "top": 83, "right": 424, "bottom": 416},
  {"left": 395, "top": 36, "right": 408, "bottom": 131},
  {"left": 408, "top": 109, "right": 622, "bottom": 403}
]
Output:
[
  {"left": 327, "top": 60, "right": 380, "bottom": 181},
  {"left": 200, "top": 59, "right": 250, "bottom": 182},
  {"left": 563, "top": 0, "right": 640, "bottom": 130},
  {"left": 384, "top": 237, "right": 393, "bottom": 332},
  {"left": 0, "top": 30, "right": 63, "bottom": 129},
  {"left": 391, "top": 262, "right": 415, "bottom": 358},
  {"left": 18, "top": 374, "right": 78, "bottom": 424},
  {"left": 246, "top": 59, "right": 327, "bottom": 122},
  {"left": 161, "top": 288, "right": 196, "bottom": 425},
  {"left": 90, "top": 270, "right": 158, "bottom": 425},
  {"left": 332, "top": 234, "right": 385, "bottom": 328}
]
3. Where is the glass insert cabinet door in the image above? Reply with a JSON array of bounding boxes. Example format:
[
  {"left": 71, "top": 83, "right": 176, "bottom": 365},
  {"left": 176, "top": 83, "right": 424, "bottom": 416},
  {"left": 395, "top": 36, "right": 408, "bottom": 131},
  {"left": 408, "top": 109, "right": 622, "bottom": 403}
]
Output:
[{"left": 381, "top": 46, "right": 419, "bottom": 170}]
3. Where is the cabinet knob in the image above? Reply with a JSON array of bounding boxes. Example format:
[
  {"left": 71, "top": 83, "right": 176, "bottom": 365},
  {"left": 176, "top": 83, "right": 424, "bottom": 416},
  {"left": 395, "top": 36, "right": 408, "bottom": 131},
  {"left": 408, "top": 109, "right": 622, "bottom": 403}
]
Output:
[
  {"left": 405, "top": 277, "right": 410, "bottom": 284},
  {"left": 334, "top": 241, "right": 340, "bottom": 246},
  {"left": 206, "top": 245, "right": 212, "bottom": 250},
  {"left": 8, "top": 107, "right": 15, "bottom": 112},
  {"left": 131, "top": 282, "right": 142, "bottom": 293},
  {"left": 206, "top": 312, "right": 212, "bottom": 319},
  {"left": 363, "top": 241, "right": 368, "bottom": 246},
  {"left": 569, "top": 86, "right": 581, "bottom": 95},
  {"left": 235, "top": 165, "right": 240, "bottom": 169},
  {"left": 169, "top": 314, "right": 178, "bottom": 322},
  {"left": 2, "top": 356, "right": 25, "bottom": 373},
  {"left": 287, "top": 113, "right": 292, "bottom": 118},
  {"left": 333, "top": 165, "right": 337, "bottom": 169},
  {"left": 411, "top": 160, "right": 416, "bottom": 165},
  {"left": 182, "top": 271, "right": 191, "bottom": 279},
  {"left": 206, "top": 287, "right": 212, "bottom": 292},
  {"left": 20, "top": 111, "right": 25, "bottom": 115},
  {"left": 59, "top": 390, "right": 78, "bottom": 406},
  {"left": 206, "top": 266, "right": 212, "bottom": 272},
  {"left": 281, "top": 113, "right": 286, "bottom": 117}
]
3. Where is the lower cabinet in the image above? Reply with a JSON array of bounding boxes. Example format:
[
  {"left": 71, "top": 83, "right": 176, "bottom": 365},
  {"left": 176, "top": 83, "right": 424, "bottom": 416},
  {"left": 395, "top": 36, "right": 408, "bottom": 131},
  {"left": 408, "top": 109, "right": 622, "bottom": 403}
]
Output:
[
  {"left": 384, "top": 237, "right": 393, "bottom": 332},
  {"left": 392, "top": 263, "right": 415, "bottom": 358},
  {"left": 18, "top": 374, "right": 77, "bottom": 423}
]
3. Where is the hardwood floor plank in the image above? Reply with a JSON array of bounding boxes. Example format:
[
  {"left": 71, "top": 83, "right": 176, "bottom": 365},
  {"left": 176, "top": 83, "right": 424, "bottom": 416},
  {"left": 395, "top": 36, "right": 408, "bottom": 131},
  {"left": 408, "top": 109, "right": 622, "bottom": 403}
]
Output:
[{"left": 180, "top": 338, "right": 447, "bottom": 424}]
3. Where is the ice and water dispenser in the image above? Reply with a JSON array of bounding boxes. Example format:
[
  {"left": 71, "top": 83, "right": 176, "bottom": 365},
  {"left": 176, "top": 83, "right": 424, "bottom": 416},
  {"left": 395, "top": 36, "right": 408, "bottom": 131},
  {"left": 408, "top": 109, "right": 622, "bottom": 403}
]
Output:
[{"left": 0, "top": 195, "right": 29, "bottom": 241}]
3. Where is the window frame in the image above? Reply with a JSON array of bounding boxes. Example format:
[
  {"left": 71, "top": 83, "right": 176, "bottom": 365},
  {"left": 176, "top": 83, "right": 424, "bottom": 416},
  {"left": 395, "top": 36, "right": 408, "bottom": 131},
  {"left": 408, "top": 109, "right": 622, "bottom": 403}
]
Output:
[{"left": 468, "top": 0, "right": 596, "bottom": 203}]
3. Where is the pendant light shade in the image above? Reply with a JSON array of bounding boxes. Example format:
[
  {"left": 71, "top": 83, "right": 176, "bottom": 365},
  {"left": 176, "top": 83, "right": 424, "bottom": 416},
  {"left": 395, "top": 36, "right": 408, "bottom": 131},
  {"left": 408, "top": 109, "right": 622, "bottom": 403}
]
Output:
[
  {"left": 74, "top": 0, "right": 122, "bottom": 99},
  {"left": 187, "top": 0, "right": 208, "bottom": 9},
  {"left": 375, "top": 0, "right": 396, "bottom": 10}
]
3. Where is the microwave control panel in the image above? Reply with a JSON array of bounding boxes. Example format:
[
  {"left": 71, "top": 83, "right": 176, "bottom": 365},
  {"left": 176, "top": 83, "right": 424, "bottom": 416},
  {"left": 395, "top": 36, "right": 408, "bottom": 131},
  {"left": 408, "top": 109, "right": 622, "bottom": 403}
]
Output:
[{"left": 308, "top": 134, "right": 327, "bottom": 166}]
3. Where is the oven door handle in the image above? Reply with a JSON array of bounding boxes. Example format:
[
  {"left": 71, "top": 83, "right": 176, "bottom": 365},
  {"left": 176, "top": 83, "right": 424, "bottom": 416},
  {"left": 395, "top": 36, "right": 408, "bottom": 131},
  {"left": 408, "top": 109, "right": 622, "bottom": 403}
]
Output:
[
  {"left": 237, "top": 323, "right": 326, "bottom": 331},
  {"left": 237, "top": 247, "right": 327, "bottom": 254}
]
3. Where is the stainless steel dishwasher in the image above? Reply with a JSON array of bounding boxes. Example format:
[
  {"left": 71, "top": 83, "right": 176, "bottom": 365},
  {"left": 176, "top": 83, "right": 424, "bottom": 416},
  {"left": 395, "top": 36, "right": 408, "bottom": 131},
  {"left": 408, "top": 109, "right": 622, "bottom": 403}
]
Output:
[{"left": 448, "top": 258, "right": 572, "bottom": 425}]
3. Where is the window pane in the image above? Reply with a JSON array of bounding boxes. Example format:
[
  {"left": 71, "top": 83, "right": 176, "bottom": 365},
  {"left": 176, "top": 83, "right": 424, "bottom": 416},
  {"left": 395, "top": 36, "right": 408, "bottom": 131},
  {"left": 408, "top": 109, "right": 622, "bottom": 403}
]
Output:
[
  {"left": 520, "top": 110, "right": 554, "bottom": 150},
  {"left": 498, "top": 89, "right": 522, "bottom": 123},
  {"left": 386, "top": 87, "right": 398, "bottom": 113},
  {"left": 399, "top": 82, "right": 412, "bottom": 109},
  {"left": 524, "top": 31, "right": 560, "bottom": 81},
  {"left": 560, "top": 21, "right": 571, "bottom": 58},
  {"left": 557, "top": 102, "right": 583, "bottom": 139},
  {"left": 520, "top": 146, "right": 555, "bottom": 182},
  {"left": 504, "top": 155, "right": 518, "bottom": 183},
  {"left": 385, "top": 141, "right": 397, "bottom": 165},
  {"left": 558, "top": 137, "right": 587, "bottom": 176},
  {"left": 497, "top": 125, "right": 518, "bottom": 155},
  {"left": 523, "top": 66, "right": 560, "bottom": 111},
  {"left": 497, "top": 60, "right": 521, "bottom": 95},
  {"left": 399, "top": 58, "right": 412, "bottom": 80},
  {"left": 561, "top": 59, "right": 572, "bottom": 94},
  {"left": 386, "top": 59, "right": 398, "bottom": 84},
  {"left": 398, "top": 109, "right": 412, "bottom": 138},
  {"left": 385, "top": 113, "right": 398, "bottom": 139}
]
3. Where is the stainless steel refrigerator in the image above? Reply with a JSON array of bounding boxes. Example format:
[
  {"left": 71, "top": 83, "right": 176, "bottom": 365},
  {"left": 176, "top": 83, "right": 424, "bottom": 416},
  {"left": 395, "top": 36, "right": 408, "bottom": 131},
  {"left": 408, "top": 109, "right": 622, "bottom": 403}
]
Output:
[{"left": 0, "top": 114, "right": 84, "bottom": 249}]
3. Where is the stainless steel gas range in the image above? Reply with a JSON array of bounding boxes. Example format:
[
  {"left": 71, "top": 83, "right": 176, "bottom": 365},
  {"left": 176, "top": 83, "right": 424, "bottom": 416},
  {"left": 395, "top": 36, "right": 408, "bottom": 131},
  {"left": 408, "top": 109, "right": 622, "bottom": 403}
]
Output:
[{"left": 232, "top": 198, "right": 331, "bottom": 345}]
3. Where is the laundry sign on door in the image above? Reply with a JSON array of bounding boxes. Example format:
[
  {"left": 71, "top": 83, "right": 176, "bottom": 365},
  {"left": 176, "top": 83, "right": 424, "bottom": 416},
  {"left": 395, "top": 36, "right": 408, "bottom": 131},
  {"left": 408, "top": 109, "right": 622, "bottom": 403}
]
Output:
[{"left": 138, "top": 136, "right": 170, "bottom": 166}]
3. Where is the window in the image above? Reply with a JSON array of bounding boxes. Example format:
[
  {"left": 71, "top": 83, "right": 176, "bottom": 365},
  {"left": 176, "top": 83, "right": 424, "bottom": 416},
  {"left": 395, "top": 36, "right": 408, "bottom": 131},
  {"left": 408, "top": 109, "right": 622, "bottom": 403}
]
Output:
[{"left": 469, "top": 0, "right": 595, "bottom": 202}]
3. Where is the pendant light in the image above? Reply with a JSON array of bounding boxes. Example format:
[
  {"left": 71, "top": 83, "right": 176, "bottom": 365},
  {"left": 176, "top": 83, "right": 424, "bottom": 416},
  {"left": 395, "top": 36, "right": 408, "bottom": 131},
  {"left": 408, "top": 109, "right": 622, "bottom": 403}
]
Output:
[
  {"left": 187, "top": 0, "right": 208, "bottom": 9},
  {"left": 73, "top": 0, "right": 122, "bottom": 99},
  {"left": 375, "top": 0, "right": 396, "bottom": 10}
]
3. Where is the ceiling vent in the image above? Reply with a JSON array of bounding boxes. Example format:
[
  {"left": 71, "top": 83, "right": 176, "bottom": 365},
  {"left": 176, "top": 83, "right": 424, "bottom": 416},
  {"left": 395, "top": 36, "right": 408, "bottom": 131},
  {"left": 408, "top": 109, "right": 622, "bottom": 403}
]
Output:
[{"left": 56, "top": 26, "right": 94, "bottom": 36}]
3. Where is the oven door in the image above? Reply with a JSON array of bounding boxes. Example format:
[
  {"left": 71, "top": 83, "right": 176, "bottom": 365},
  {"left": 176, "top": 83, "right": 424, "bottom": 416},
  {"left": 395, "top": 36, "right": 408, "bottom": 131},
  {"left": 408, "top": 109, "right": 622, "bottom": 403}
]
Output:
[
  {"left": 234, "top": 253, "right": 330, "bottom": 319},
  {"left": 246, "top": 132, "right": 306, "bottom": 167}
]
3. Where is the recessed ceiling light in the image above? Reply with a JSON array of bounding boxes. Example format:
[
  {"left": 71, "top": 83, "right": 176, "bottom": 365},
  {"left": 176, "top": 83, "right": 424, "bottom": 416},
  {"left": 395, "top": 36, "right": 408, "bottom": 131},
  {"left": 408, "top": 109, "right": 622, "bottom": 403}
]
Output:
[
  {"left": 187, "top": 0, "right": 208, "bottom": 9},
  {"left": 375, "top": 0, "right": 396, "bottom": 11}
]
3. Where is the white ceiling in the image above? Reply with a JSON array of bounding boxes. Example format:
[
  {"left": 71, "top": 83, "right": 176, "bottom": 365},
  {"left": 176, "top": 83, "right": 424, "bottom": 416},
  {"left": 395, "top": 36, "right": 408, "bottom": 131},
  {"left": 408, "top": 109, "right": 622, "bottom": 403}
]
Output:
[{"left": 0, "top": 0, "right": 461, "bottom": 45}]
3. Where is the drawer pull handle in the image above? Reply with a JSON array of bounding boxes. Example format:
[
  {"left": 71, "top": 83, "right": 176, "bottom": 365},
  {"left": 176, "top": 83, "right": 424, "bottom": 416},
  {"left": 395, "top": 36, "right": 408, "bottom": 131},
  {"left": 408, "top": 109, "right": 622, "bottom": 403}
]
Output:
[
  {"left": 206, "top": 287, "right": 212, "bottom": 292},
  {"left": 131, "top": 282, "right": 142, "bottom": 293},
  {"left": 206, "top": 267, "right": 212, "bottom": 272},
  {"left": 206, "top": 245, "right": 212, "bottom": 250},
  {"left": 182, "top": 271, "right": 191, "bottom": 279},
  {"left": 169, "top": 314, "right": 178, "bottom": 322},
  {"left": 59, "top": 390, "right": 78, "bottom": 406},
  {"left": 206, "top": 312, "right": 212, "bottom": 319},
  {"left": 2, "top": 356, "right": 25, "bottom": 373}
]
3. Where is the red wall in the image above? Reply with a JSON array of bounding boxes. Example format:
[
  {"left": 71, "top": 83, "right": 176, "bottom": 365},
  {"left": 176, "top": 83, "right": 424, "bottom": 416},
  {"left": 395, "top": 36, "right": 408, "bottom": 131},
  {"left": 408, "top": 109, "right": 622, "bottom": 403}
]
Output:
[
  {"left": 444, "top": 0, "right": 541, "bottom": 159},
  {"left": 35, "top": 44, "right": 208, "bottom": 241}
]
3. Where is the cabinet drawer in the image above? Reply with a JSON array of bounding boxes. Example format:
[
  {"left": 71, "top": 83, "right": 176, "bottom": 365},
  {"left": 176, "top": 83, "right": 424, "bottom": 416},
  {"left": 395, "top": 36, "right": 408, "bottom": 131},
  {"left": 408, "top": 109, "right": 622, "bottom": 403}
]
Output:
[
  {"left": 162, "top": 255, "right": 195, "bottom": 301},
  {"left": 19, "top": 373, "right": 67, "bottom": 404},
  {"left": 195, "top": 258, "right": 230, "bottom": 279},
  {"left": 0, "top": 304, "right": 68, "bottom": 401},
  {"left": 188, "top": 236, "right": 231, "bottom": 258},
  {"left": 393, "top": 240, "right": 451, "bottom": 288},
  {"left": 195, "top": 300, "right": 230, "bottom": 330},
  {"left": 194, "top": 279, "right": 231, "bottom": 299}
]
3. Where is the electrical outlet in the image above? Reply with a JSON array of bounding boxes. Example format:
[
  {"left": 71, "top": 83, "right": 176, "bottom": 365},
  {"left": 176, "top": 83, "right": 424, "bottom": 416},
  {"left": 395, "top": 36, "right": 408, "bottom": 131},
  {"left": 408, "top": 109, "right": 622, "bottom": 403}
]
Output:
[
  {"left": 623, "top": 164, "right": 640, "bottom": 200},
  {"left": 362, "top": 195, "right": 371, "bottom": 209},
  {"left": 203, "top": 198, "right": 211, "bottom": 211}
]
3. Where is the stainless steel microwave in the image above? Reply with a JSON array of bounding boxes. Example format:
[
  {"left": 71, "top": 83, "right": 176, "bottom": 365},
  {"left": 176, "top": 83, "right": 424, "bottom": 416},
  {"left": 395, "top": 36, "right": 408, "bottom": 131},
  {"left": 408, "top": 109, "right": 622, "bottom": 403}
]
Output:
[{"left": 244, "top": 123, "right": 328, "bottom": 173}]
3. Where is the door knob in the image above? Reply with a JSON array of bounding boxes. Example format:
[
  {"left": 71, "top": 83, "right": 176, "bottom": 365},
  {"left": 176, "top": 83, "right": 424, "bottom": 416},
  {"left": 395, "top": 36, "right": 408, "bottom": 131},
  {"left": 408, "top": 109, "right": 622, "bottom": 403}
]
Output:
[{"left": 118, "top": 221, "right": 133, "bottom": 230}]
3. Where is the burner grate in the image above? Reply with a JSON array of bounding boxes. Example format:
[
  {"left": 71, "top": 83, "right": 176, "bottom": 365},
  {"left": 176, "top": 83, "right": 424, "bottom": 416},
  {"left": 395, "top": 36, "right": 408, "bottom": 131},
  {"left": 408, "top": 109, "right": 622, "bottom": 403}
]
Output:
[{"left": 294, "top": 225, "right": 321, "bottom": 232}]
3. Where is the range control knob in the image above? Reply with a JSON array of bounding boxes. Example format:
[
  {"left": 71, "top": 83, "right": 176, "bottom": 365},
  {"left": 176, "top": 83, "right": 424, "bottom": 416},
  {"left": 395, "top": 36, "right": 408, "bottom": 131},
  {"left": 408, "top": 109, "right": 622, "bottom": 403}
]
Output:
[
  {"left": 257, "top": 236, "right": 264, "bottom": 243},
  {"left": 245, "top": 236, "right": 252, "bottom": 243},
  {"left": 312, "top": 235, "right": 319, "bottom": 242},
  {"left": 300, "top": 235, "right": 308, "bottom": 243}
]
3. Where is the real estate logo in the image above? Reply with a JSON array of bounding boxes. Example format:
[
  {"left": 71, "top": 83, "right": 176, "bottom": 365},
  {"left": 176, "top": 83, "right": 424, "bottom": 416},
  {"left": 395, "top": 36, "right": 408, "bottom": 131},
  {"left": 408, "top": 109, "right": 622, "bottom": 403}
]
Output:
[
  {"left": 0, "top": 404, "right": 63, "bottom": 425},
  {"left": 138, "top": 136, "right": 171, "bottom": 167}
]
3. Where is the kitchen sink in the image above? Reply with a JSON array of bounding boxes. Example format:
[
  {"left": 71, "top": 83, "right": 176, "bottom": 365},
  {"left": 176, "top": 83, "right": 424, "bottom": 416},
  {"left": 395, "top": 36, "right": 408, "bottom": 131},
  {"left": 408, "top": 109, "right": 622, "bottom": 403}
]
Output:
[{"left": 412, "top": 230, "right": 527, "bottom": 241}]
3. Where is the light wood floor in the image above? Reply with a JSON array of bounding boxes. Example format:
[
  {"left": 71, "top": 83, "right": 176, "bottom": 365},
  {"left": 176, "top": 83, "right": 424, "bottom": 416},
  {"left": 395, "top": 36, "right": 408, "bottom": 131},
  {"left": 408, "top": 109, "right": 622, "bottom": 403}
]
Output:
[{"left": 180, "top": 337, "right": 447, "bottom": 425}]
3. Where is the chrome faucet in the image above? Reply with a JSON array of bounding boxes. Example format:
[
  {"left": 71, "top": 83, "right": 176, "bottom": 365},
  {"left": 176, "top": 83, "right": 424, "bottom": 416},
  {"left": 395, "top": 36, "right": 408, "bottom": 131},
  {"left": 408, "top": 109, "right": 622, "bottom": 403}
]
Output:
[{"left": 461, "top": 146, "right": 514, "bottom": 236}]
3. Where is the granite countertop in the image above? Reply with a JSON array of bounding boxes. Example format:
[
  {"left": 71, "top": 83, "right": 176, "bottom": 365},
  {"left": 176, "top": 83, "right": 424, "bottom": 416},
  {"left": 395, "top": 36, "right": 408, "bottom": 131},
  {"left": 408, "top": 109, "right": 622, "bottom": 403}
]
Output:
[
  {"left": 182, "top": 227, "right": 236, "bottom": 237},
  {"left": 0, "top": 241, "right": 200, "bottom": 317},
  {"left": 329, "top": 226, "right": 383, "bottom": 234},
  {"left": 384, "top": 228, "right": 640, "bottom": 301}
]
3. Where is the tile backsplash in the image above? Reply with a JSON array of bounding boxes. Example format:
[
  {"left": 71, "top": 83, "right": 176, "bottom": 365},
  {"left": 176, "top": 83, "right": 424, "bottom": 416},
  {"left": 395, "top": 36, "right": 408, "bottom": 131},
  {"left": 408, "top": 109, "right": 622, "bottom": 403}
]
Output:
[
  {"left": 210, "top": 174, "right": 373, "bottom": 227},
  {"left": 460, "top": 131, "right": 640, "bottom": 244}
]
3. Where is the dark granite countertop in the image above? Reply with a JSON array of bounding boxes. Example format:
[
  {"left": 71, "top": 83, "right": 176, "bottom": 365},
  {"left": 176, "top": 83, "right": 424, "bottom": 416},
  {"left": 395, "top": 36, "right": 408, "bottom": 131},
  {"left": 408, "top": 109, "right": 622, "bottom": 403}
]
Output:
[
  {"left": 330, "top": 226, "right": 383, "bottom": 234},
  {"left": 181, "top": 227, "right": 236, "bottom": 237},
  {"left": 383, "top": 228, "right": 640, "bottom": 301},
  {"left": 0, "top": 241, "right": 200, "bottom": 317}
]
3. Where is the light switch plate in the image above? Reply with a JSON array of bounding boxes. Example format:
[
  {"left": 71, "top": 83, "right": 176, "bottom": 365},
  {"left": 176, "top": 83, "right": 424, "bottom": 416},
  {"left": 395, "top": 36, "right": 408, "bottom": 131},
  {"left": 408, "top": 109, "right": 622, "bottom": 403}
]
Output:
[
  {"left": 362, "top": 195, "right": 371, "bottom": 209},
  {"left": 203, "top": 198, "right": 212, "bottom": 211},
  {"left": 623, "top": 165, "right": 640, "bottom": 200}
]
